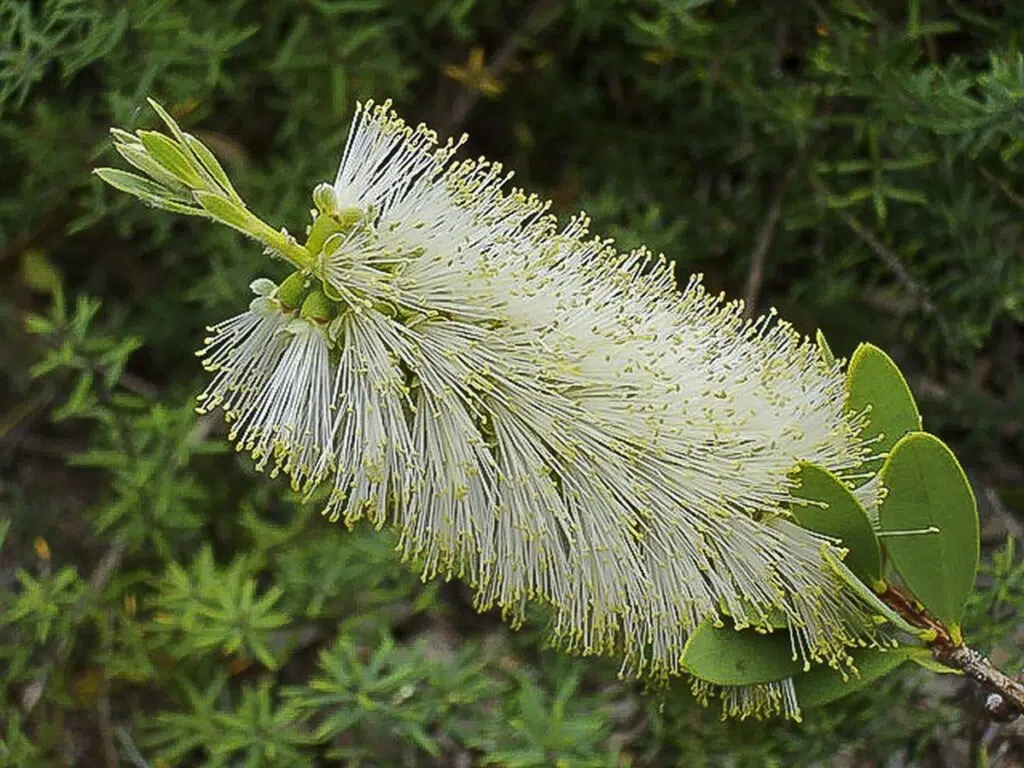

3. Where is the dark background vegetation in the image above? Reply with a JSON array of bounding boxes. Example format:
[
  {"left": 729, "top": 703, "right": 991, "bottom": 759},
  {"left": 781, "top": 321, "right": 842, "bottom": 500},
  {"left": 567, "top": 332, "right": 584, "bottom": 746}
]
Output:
[{"left": 2, "top": 0, "right": 1024, "bottom": 765}]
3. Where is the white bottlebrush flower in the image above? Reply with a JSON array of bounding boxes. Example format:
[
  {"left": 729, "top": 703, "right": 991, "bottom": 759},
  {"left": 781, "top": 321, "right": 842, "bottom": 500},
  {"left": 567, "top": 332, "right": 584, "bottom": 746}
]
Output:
[
  {"left": 195, "top": 278, "right": 290, "bottom": 424},
  {"left": 309, "top": 101, "right": 883, "bottom": 712},
  {"left": 196, "top": 277, "right": 335, "bottom": 491},
  {"left": 123, "top": 99, "right": 892, "bottom": 719}
]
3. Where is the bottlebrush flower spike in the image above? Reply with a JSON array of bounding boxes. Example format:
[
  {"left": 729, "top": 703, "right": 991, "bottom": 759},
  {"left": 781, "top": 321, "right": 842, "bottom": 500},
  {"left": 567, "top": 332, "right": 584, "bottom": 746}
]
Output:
[
  {"left": 195, "top": 275, "right": 336, "bottom": 489},
  {"left": 97, "top": 99, "right": 894, "bottom": 720}
]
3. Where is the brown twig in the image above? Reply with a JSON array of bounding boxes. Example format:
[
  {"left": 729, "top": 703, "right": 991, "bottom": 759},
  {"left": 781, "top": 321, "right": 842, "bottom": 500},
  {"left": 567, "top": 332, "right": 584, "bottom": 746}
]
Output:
[
  {"left": 809, "top": 176, "right": 953, "bottom": 346},
  {"left": 438, "top": 0, "right": 558, "bottom": 137},
  {"left": 980, "top": 166, "right": 1024, "bottom": 211},
  {"left": 98, "top": 662, "right": 118, "bottom": 768},
  {"left": 934, "top": 644, "right": 1024, "bottom": 722},
  {"left": 114, "top": 725, "right": 152, "bottom": 768},
  {"left": 21, "top": 539, "right": 127, "bottom": 714},
  {"left": 742, "top": 166, "right": 796, "bottom": 317},
  {"left": 880, "top": 584, "right": 1024, "bottom": 722}
]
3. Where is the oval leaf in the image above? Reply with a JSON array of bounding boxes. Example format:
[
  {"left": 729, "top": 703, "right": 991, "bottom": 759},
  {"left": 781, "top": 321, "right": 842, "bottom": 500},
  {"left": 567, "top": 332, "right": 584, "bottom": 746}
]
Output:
[
  {"left": 789, "top": 462, "right": 882, "bottom": 585},
  {"left": 795, "top": 646, "right": 913, "bottom": 708},
  {"left": 846, "top": 344, "right": 922, "bottom": 473},
  {"left": 681, "top": 621, "right": 802, "bottom": 686},
  {"left": 878, "top": 432, "right": 979, "bottom": 627}
]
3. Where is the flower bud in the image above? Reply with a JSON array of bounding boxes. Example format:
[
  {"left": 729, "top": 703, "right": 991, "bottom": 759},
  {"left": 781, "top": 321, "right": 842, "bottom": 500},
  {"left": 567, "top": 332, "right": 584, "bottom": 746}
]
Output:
[
  {"left": 276, "top": 270, "right": 311, "bottom": 311},
  {"left": 304, "top": 207, "right": 366, "bottom": 257},
  {"left": 312, "top": 182, "right": 338, "bottom": 216},
  {"left": 299, "top": 289, "right": 334, "bottom": 324},
  {"left": 249, "top": 277, "right": 277, "bottom": 297}
]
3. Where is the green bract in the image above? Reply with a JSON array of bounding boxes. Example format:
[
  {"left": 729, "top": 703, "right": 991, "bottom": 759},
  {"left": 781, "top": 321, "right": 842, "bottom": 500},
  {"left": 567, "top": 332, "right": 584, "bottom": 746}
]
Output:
[{"left": 878, "top": 432, "right": 980, "bottom": 628}]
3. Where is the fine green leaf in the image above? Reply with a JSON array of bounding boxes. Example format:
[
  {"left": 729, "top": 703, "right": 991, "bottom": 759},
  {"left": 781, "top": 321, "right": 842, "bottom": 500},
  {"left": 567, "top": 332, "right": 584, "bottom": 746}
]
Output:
[
  {"left": 94, "top": 167, "right": 176, "bottom": 201},
  {"left": 878, "top": 432, "right": 980, "bottom": 627},
  {"left": 788, "top": 462, "right": 882, "bottom": 585},
  {"left": 846, "top": 343, "right": 922, "bottom": 473},
  {"left": 795, "top": 646, "right": 913, "bottom": 708},
  {"left": 20, "top": 249, "right": 63, "bottom": 296},
  {"left": 184, "top": 133, "right": 244, "bottom": 204},
  {"left": 680, "top": 621, "right": 802, "bottom": 686},
  {"left": 137, "top": 130, "right": 207, "bottom": 189},
  {"left": 114, "top": 140, "right": 194, "bottom": 195},
  {"left": 109, "top": 127, "right": 137, "bottom": 144},
  {"left": 146, "top": 97, "right": 191, "bottom": 148},
  {"left": 94, "top": 169, "right": 201, "bottom": 216}
]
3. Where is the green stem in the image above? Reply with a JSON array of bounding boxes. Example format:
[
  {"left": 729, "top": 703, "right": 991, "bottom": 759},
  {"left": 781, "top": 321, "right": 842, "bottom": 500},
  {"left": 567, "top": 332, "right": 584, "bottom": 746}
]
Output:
[{"left": 193, "top": 191, "right": 314, "bottom": 271}]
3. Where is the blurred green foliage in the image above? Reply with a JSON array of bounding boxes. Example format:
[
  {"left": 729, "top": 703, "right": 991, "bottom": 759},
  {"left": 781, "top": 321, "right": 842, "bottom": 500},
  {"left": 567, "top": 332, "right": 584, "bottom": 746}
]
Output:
[{"left": 3, "top": 0, "right": 1024, "bottom": 764}]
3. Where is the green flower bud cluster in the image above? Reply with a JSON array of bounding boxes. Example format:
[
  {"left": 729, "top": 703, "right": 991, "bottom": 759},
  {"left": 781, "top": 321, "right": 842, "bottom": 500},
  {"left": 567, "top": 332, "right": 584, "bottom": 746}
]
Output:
[{"left": 275, "top": 271, "right": 333, "bottom": 325}]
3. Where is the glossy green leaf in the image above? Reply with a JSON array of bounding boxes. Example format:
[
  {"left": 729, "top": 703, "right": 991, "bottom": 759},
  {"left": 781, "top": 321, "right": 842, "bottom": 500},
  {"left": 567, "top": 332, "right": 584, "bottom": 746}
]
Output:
[
  {"left": 789, "top": 462, "right": 882, "bottom": 585},
  {"left": 820, "top": 547, "right": 927, "bottom": 638},
  {"left": 681, "top": 621, "right": 802, "bottom": 686},
  {"left": 795, "top": 646, "right": 913, "bottom": 708},
  {"left": 846, "top": 343, "right": 922, "bottom": 473},
  {"left": 878, "top": 432, "right": 979, "bottom": 626}
]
